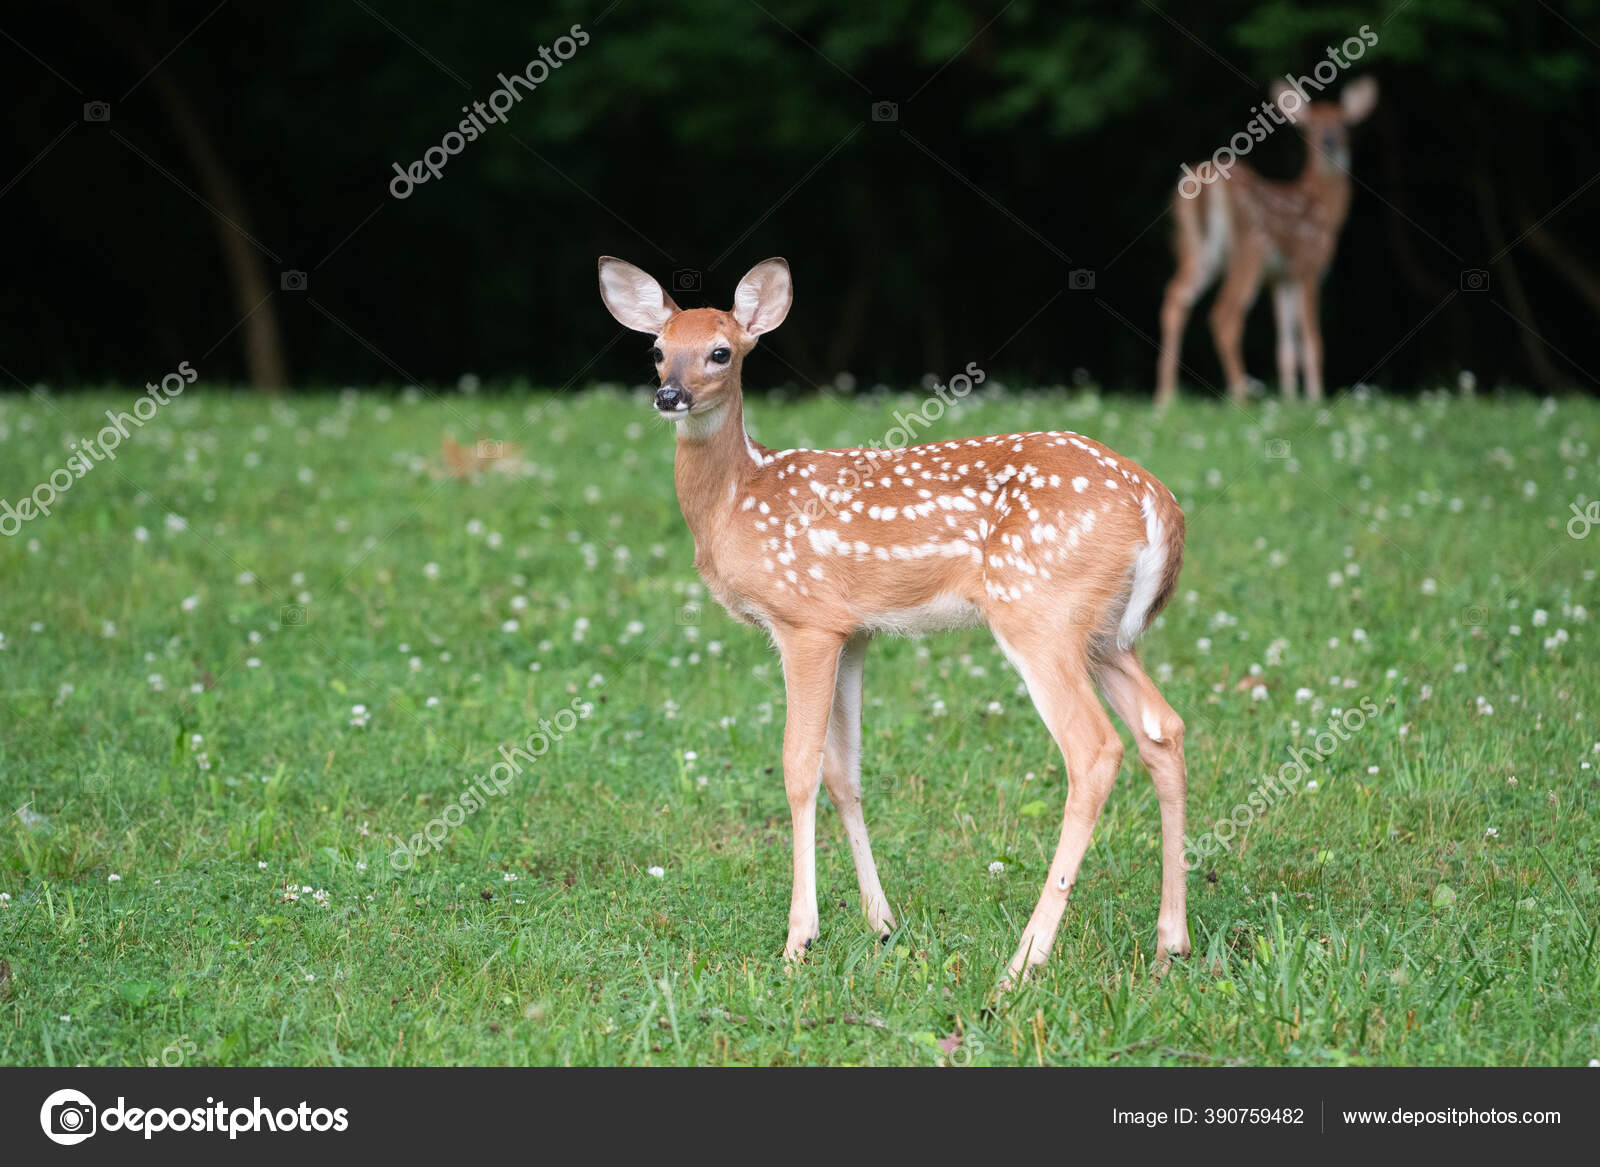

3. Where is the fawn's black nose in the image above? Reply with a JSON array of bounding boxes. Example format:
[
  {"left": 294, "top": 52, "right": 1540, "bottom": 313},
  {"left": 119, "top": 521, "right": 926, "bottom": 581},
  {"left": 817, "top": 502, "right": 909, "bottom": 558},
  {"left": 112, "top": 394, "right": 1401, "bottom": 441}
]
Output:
[{"left": 654, "top": 385, "right": 691, "bottom": 413}]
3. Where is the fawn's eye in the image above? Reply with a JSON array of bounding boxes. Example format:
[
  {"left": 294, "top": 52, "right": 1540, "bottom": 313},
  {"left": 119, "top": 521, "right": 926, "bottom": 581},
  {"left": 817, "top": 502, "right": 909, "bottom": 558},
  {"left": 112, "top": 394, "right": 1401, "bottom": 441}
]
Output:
[
  {"left": 650, "top": 347, "right": 663, "bottom": 363},
  {"left": 710, "top": 347, "right": 731, "bottom": 365}
]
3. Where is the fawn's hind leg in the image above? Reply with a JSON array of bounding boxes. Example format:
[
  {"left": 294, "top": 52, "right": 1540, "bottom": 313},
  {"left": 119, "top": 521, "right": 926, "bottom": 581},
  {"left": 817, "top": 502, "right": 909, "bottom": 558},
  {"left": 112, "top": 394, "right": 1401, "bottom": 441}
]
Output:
[
  {"left": 994, "top": 627, "right": 1124, "bottom": 985},
  {"left": 1094, "top": 648, "right": 1191, "bottom": 965}
]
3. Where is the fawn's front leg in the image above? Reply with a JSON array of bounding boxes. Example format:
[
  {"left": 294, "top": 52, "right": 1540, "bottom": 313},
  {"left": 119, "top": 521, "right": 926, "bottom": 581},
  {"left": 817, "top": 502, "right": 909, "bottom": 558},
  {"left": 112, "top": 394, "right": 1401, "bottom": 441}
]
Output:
[
  {"left": 774, "top": 626, "right": 846, "bottom": 960},
  {"left": 821, "top": 634, "right": 895, "bottom": 939}
]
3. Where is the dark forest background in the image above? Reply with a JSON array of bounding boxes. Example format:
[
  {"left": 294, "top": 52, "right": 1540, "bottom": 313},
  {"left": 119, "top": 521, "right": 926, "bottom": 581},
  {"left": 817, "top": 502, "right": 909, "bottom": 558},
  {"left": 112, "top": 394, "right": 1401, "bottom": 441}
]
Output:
[{"left": 5, "top": 0, "right": 1599, "bottom": 396}]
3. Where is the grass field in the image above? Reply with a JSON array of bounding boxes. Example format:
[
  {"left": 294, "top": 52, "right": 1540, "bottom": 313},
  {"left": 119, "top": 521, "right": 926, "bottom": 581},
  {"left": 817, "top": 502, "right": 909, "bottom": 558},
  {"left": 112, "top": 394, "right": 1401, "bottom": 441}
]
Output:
[{"left": 0, "top": 383, "right": 1595, "bottom": 1066}]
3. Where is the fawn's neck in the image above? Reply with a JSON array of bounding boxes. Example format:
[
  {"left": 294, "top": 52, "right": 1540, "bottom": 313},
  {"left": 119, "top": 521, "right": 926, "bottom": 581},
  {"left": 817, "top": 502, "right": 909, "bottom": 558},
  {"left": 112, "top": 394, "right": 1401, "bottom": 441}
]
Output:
[
  {"left": 671, "top": 388, "right": 761, "bottom": 553},
  {"left": 1296, "top": 153, "right": 1352, "bottom": 202}
]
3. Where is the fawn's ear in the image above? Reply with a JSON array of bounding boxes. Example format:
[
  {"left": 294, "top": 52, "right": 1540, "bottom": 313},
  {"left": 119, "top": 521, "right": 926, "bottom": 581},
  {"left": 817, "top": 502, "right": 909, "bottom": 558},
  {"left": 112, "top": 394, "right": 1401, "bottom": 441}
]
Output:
[
  {"left": 732, "top": 258, "right": 792, "bottom": 338},
  {"left": 1267, "top": 79, "right": 1309, "bottom": 124},
  {"left": 1340, "top": 77, "right": 1378, "bottom": 125},
  {"left": 598, "top": 257, "right": 680, "bottom": 333}
]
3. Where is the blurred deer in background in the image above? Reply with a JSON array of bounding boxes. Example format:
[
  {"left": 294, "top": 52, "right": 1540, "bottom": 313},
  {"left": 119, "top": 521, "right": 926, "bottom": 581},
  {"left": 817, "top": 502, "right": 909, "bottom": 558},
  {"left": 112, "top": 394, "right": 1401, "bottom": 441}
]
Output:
[
  {"left": 599, "top": 256, "right": 1190, "bottom": 987},
  {"left": 1157, "top": 77, "right": 1379, "bottom": 405}
]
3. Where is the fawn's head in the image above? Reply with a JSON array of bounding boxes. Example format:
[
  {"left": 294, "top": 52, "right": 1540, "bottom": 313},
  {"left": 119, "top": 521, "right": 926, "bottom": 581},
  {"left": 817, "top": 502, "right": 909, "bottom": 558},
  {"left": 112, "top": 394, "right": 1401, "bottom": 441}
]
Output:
[
  {"left": 598, "top": 257, "right": 792, "bottom": 422},
  {"left": 1270, "top": 76, "right": 1378, "bottom": 173}
]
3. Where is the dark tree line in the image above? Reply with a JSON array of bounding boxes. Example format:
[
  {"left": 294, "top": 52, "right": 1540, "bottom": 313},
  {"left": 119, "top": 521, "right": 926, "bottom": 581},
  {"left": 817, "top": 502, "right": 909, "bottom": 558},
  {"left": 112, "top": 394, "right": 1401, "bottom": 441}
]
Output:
[{"left": 5, "top": 0, "right": 1598, "bottom": 394}]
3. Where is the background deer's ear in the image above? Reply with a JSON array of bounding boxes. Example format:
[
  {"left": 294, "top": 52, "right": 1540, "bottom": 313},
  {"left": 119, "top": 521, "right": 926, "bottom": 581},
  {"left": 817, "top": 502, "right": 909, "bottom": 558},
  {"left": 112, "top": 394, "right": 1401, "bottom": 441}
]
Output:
[
  {"left": 732, "top": 258, "right": 792, "bottom": 338},
  {"left": 1340, "top": 77, "right": 1378, "bottom": 125},
  {"left": 598, "top": 257, "right": 680, "bottom": 333},
  {"left": 1268, "top": 79, "right": 1309, "bottom": 125}
]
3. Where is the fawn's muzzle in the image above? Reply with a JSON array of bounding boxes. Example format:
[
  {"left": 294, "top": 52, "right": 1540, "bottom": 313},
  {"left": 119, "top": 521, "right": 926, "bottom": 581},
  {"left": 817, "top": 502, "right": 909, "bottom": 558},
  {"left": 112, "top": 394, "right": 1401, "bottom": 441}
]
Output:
[{"left": 654, "top": 385, "right": 691, "bottom": 413}]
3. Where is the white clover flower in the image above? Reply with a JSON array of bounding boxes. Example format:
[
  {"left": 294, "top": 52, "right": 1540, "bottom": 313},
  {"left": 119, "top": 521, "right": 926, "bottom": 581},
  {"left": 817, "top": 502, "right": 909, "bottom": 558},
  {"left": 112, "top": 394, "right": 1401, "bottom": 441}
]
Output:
[
  {"left": 647, "top": 866, "right": 665, "bottom": 879},
  {"left": 988, "top": 861, "right": 1006, "bottom": 876}
]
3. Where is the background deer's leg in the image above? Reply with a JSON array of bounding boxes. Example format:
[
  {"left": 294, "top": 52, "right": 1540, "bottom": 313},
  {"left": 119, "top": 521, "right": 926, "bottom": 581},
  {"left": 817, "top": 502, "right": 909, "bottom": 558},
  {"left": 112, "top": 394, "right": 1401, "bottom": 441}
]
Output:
[
  {"left": 1273, "top": 282, "right": 1302, "bottom": 401},
  {"left": 1298, "top": 276, "right": 1325, "bottom": 402},
  {"left": 774, "top": 625, "right": 846, "bottom": 960},
  {"left": 1209, "top": 242, "right": 1264, "bottom": 404},
  {"left": 1157, "top": 194, "right": 1219, "bottom": 406},
  {"left": 1093, "top": 648, "right": 1192, "bottom": 969},
  {"left": 820, "top": 634, "right": 895, "bottom": 939}
]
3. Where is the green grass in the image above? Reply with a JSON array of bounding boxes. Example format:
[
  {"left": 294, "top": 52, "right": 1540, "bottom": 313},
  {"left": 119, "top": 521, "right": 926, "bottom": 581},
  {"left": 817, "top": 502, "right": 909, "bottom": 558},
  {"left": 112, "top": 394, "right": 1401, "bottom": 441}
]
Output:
[{"left": 1, "top": 383, "right": 1596, "bottom": 1066}]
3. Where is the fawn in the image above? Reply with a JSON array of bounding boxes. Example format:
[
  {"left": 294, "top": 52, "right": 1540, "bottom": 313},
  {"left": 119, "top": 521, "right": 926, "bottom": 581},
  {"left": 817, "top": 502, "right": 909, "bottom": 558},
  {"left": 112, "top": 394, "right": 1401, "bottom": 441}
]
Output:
[
  {"left": 599, "top": 257, "right": 1190, "bottom": 984},
  {"left": 1156, "top": 77, "right": 1378, "bottom": 405}
]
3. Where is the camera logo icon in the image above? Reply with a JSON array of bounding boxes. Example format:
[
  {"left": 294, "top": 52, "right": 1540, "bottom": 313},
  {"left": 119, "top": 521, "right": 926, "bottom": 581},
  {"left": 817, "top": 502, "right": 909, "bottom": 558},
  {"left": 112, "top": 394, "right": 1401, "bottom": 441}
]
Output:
[
  {"left": 280, "top": 269, "right": 308, "bottom": 292},
  {"left": 1459, "top": 268, "right": 1490, "bottom": 292},
  {"left": 83, "top": 101, "right": 111, "bottom": 123},
  {"left": 278, "top": 603, "right": 308, "bottom": 628},
  {"left": 670, "top": 269, "right": 702, "bottom": 294},
  {"left": 1068, "top": 268, "right": 1096, "bottom": 291},
  {"left": 40, "top": 1089, "right": 97, "bottom": 1145},
  {"left": 871, "top": 101, "right": 898, "bottom": 123},
  {"left": 1264, "top": 438, "right": 1292, "bottom": 459},
  {"left": 475, "top": 438, "right": 504, "bottom": 460}
]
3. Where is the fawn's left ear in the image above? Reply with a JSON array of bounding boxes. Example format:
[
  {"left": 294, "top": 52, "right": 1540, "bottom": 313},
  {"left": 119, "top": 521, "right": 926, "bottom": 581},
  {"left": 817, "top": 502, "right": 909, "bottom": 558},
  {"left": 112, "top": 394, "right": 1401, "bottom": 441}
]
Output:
[
  {"left": 1268, "top": 79, "right": 1309, "bottom": 124},
  {"left": 732, "top": 258, "right": 792, "bottom": 338},
  {"left": 1341, "top": 77, "right": 1378, "bottom": 124},
  {"left": 598, "top": 257, "right": 681, "bottom": 333}
]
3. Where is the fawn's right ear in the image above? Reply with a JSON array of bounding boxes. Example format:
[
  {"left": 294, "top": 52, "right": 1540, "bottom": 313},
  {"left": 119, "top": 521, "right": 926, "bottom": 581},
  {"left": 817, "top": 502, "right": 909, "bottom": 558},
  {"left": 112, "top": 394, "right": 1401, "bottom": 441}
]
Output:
[{"left": 598, "top": 257, "right": 681, "bottom": 333}]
